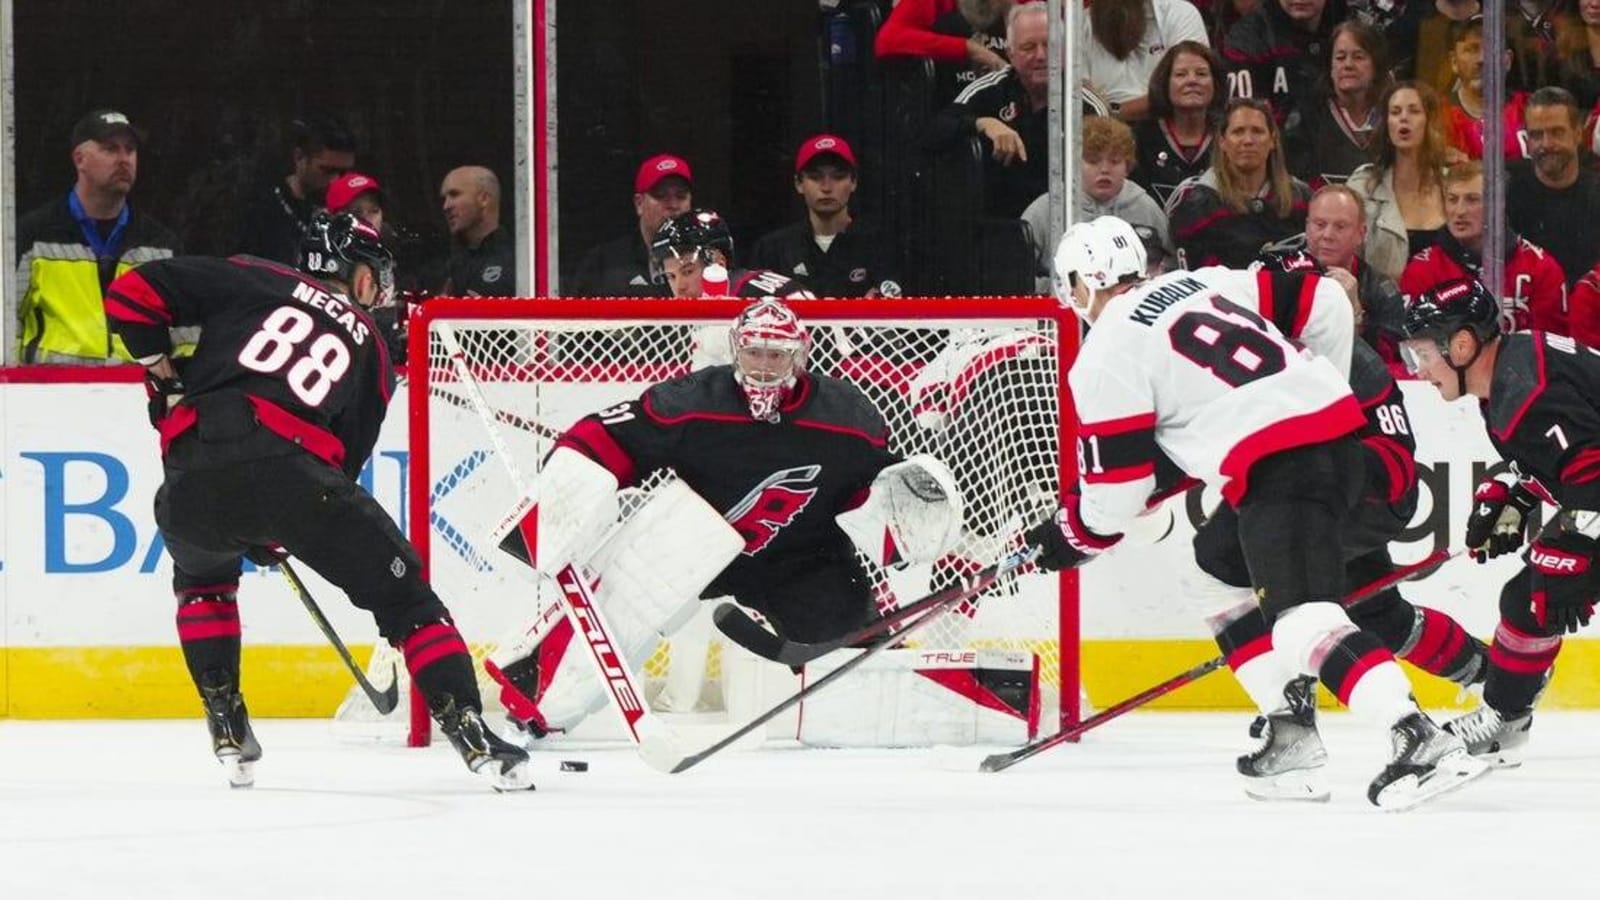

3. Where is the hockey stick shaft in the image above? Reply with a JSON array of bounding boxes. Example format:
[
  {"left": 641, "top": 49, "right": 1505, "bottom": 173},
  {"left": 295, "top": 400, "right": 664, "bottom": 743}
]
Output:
[
  {"left": 979, "top": 547, "right": 1460, "bottom": 773},
  {"left": 665, "top": 546, "right": 1040, "bottom": 774},
  {"left": 428, "top": 382, "right": 562, "bottom": 441},
  {"left": 279, "top": 558, "right": 400, "bottom": 715},
  {"left": 436, "top": 323, "right": 679, "bottom": 757}
]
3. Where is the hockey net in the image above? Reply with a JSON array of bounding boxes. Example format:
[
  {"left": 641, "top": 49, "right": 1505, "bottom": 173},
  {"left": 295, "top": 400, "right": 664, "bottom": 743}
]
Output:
[{"left": 342, "top": 297, "right": 1079, "bottom": 747}]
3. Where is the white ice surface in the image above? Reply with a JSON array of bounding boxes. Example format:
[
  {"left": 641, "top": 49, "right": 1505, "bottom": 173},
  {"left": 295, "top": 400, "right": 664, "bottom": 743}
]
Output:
[{"left": 1, "top": 713, "right": 1594, "bottom": 900}]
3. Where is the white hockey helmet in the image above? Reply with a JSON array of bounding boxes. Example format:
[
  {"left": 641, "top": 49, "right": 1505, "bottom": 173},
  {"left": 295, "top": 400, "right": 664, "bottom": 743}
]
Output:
[
  {"left": 728, "top": 298, "right": 811, "bottom": 422},
  {"left": 1051, "top": 216, "right": 1147, "bottom": 320}
]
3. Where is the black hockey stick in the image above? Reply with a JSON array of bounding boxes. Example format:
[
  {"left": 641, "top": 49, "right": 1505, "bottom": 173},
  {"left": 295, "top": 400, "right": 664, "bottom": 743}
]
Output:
[
  {"left": 714, "top": 549, "right": 1041, "bottom": 667},
  {"left": 279, "top": 558, "right": 401, "bottom": 715},
  {"left": 978, "top": 547, "right": 1460, "bottom": 773},
  {"left": 663, "top": 545, "right": 1041, "bottom": 774}
]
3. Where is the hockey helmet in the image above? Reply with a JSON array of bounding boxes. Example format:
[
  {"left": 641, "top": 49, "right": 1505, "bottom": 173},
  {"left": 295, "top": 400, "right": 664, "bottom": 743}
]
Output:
[
  {"left": 299, "top": 211, "right": 396, "bottom": 307},
  {"left": 1403, "top": 277, "right": 1501, "bottom": 346},
  {"left": 1052, "top": 216, "right": 1147, "bottom": 320},
  {"left": 728, "top": 298, "right": 810, "bottom": 422},
  {"left": 651, "top": 208, "right": 735, "bottom": 266}
]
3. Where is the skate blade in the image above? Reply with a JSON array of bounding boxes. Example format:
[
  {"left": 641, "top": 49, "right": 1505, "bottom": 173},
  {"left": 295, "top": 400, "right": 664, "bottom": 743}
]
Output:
[
  {"left": 1242, "top": 767, "right": 1331, "bottom": 803},
  {"left": 489, "top": 761, "right": 537, "bottom": 793},
  {"left": 1373, "top": 751, "right": 1491, "bottom": 812},
  {"left": 219, "top": 754, "right": 255, "bottom": 789},
  {"left": 1476, "top": 747, "right": 1524, "bottom": 770}
]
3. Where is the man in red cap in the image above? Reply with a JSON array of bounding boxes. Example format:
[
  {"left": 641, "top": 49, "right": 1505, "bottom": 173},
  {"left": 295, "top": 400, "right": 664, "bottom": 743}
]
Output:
[
  {"left": 568, "top": 153, "right": 694, "bottom": 297},
  {"left": 326, "top": 172, "right": 386, "bottom": 230},
  {"left": 749, "top": 134, "right": 899, "bottom": 298}
]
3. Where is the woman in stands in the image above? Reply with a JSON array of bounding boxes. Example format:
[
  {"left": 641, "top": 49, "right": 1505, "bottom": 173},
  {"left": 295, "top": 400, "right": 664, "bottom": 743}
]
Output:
[
  {"left": 1286, "top": 20, "right": 1391, "bottom": 189},
  {"left": 1079, "top": 0, "right": 1209, "bottom": 123},
  {"left": 1166, "top": 96, "right": 1310, "bottom": 269},
  {"left": 1133, "top": 40, "right": 1226, "bottom": 209},
  {"left": 1346, "top": 81, "right": 1451, "bottom": 280}
]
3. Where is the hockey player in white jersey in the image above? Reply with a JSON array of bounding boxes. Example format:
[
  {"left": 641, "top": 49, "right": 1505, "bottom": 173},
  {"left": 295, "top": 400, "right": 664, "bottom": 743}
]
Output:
[{"left": 1027, "top": 216, "right": 1488, "bottom": 811}]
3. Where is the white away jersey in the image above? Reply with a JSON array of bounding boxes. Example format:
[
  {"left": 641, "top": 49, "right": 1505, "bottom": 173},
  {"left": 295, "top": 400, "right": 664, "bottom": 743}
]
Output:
[{"left": 1070, "top": 266, "right": 1364, "bottom": 536}]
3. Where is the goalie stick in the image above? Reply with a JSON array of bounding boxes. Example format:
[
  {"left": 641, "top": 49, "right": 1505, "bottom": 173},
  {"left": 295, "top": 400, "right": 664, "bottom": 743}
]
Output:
[
  {"left": 651, "top": 545, "right": 1041, "bottom": 774},
  {"left": 978, "top": 547, "right": 1460, "bottom": 773},
  {"left": 436, "top": 323, "right": 689, "bottom": 770},
  {"left": 279, "top": 558, "right": 400, "bottom": 715}
]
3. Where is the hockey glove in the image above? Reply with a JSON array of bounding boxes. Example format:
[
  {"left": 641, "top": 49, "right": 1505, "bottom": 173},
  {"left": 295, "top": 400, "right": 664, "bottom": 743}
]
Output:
[
  {"left": 1024, "top": 493, "right": 1120, "bottom": 572},
  {"left": 1465, "top": 471, "right": 1540, "bottom": 563},
  {"left": 144, "top": 369, "right": 186, "bottom": 428},
  {"left": 245, "top": 544, "right": 288, "bottom": 567},
  {"left": 1528, "top": 512, "right": 1600, "bottom": 634}
]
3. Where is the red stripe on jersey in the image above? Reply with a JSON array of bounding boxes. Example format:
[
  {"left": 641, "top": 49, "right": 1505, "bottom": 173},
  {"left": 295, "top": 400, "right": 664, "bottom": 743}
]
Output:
[
  {"left": 1560, "top": 447, "right": 1600, "bottom": 485},
  {"left": 1079, "top": 411, "right": 1158, "bottom": 438},
  {"left": 1218, "top": 396, "right": 1365, "bottom": 506},
  {"left": 157, "top": 404, "right": 200, "bottom": 456},
  {"left": 1362, "top": 435, "right": 1416, "bottom": 502},
  {"left": 1083, "top": 461, "right": 1155, "bottom": 485},
  {"left": 247, "top": 394, "right": 347, "bottom": 470},
  {"left": 1292, "top": 275, "right": 1318, "bottom": 339},
  {"left": 401, "top": 622, "right": 471, "bottom": 676},
  {"left": 104, "top": 270, "right": 173, "bottom": 325},
  {"left": 1492, "top": 335, "right": 1548, "bottom": 442},
  {"left": 558, "top": 418, "right": 639, "bottom": 486}
]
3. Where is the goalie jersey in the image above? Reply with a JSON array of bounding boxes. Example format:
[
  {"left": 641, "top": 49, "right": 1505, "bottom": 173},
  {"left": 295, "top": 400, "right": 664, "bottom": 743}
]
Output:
[
  {"left": 554, "top": 365, "right": 899, "bottom": 597},
  {"left": 1072, "top": 265, "right": 1363, "bottom": 536}
]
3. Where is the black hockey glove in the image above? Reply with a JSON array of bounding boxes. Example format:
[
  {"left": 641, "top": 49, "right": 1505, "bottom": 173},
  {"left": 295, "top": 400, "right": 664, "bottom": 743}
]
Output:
[
  {"left": 1024, "top": 494, "right": 1120, "bottom": 572},
  {"left": 1528, "top": 513, "right": 1600, "bottom": 635},
  {"left": 144, "top": 370, "right": 186, "bottom": 428},
  {"left": 1465, "top": 470, "right": 1540, "bottom": 563},
  {"left": 245, "top": 544, "right": 288, "bottom": 567}
]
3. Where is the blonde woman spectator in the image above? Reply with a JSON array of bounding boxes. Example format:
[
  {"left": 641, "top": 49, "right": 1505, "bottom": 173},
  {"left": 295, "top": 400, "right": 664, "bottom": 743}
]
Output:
[
  {"left": 1345, "top": 81, "right": 1450, "bottom": 280},
  {"left": 1081, "top": 0, "right": 1209, "bottom": 122},
  {"left": 1166, "top": 97, "right": 1310, "bottom": 269}
]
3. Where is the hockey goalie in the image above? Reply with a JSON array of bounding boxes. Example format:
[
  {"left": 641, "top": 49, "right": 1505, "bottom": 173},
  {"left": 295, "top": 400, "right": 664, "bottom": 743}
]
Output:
[{"left": 481, "top": 298, "right": 1031, "bottom": 745}]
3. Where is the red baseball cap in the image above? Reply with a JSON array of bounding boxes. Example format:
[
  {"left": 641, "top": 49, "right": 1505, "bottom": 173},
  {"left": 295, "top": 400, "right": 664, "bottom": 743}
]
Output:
[
  {"left": 794, "top": 134, "right": 856, "bottom": 173},
  {"left": 635, "top": 154, "right": 694, "bottom": 194},
  {"left": 326, "top": 172, "right": 384, "bottom": 213}
]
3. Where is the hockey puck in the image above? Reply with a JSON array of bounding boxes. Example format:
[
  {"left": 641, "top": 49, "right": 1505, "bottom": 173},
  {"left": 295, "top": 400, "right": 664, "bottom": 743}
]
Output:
[{"left": 559, "top": 760, "right": 589, "bottom": 773}]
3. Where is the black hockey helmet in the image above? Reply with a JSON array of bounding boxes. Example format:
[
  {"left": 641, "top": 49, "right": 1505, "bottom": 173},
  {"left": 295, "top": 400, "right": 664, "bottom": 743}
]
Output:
[
  {"left": 650, "top": 208, "right": 734, "bottom": 266},
  {"left": 1404, "top": 277, "right": 1501, "bottom": 345},
  {"left": 299, "top": 210, "right": 396, "bottom": 307}
]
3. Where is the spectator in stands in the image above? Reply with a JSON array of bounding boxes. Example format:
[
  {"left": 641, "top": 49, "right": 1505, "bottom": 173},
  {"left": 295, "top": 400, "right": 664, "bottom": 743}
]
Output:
[
  {"left": 568, "top": 154, "right": 693, "bottom": 297},
  {"left": 236, "top": 115, "right": 356, "bottom": 265},
  {"left": 922, "top": 1, "right": 1049, "bottom": 218},
  {"left": 325, "top": 172, "right": 385, "bottom": 230},
  {"left": 1080, "top": 0, "right": 1210, "bottom": 123},
  {"left": 1166, "top": 97, "right": 1310, "bottom": 268},
  {"left": 439, "top": 165, "right": 514, "bottom": 297},
  {"left": 874, "top": 0, "right": 1013, "bottom": 107},
  {"left": 1201, "top": 0, "right": 1262, "bottom": 47},
  {"left": 15, "top": 110, "right": 178, "bottom": 364},
  {"left": 1396, "top": 0, "right": 1478, "bottom": 88},
  {"left": 1222, "top": 0, "right": 1343, "bottom": 135},
  {"left": 1286, "top": 20, "right": 1390, "bottom": 187},
  {"left": 1442, "top": 16, "right": 1530, "bottom": 162},
  {"left": 1409, "top": 2, "right": 1558, "bottom": 93},
  {"left": 1346, "top": 82, "right": 1450, "bottom": 281},
  {"left": 1554, "top": 0, "right": 1600, "bottom": 109},
  {"left": 749, "top": 134, "right": 901, "bottom": 298},
  {"left": 1300, "top": 184, "right": 1407, "bottom": 358},
  {"left": 1510, "top": 86, "right": 1600, "bottom": 290},
  {"left": 1133, "top": 41, "right": 1225, "bottom": 208},
  {"left": 1559, "top": 257, "right": 1600, "bottom": 346},
  {"left": 1401, "top": 160, "right": 1568, "bottom": 336}
]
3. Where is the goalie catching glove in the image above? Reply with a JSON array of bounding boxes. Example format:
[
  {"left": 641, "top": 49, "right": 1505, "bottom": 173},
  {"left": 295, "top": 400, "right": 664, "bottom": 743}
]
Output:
[
  {"left": 1528, "top": 510, "right": 1600, "bottom": 634},
  {"left": 1024, "top": 492, "right": 1121, "bottom": 572},
  {"left": 1465, "top": 469, "right": 1541, "bottom": 563},
  {"left": 835, "top": 455, "right": 963, "bottom": 567}
]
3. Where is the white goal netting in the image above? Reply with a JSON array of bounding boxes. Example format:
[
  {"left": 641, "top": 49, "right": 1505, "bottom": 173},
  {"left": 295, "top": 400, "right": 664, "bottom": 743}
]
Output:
[{"left": 338, "top": 297, "right": 1079, "bottom": 746}]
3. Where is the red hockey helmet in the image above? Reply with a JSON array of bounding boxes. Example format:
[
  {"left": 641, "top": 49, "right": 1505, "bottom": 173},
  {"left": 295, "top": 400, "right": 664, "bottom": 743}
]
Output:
[{"left": 728, "top": 298, "right": 810, "bottom": 422}]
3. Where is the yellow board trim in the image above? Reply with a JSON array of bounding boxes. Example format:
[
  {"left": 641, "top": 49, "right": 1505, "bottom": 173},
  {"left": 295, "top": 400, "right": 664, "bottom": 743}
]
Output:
[{"left": 2, "top": 639, "right": 1597, "bottom": 718}]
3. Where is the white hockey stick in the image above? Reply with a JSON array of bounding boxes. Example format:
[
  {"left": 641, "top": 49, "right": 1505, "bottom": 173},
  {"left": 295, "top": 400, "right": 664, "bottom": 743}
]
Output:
[{"left": 435, "top": 322, "right": 687, "bottom": 771}]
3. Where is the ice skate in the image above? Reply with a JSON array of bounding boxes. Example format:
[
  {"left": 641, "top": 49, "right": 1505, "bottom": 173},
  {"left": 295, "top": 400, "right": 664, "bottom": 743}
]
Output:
[
  {"left": 1368, "top": 711, "right": 1490, "bottom": 811},
  {"left": 1238, "top": 676, "right": 1328, "bottom": 802},
  {"left": 433, "top": 696, "right": 536, "bottom": 792},
  {"left": 199, "top": 670, "right": 261, "bottom": 789},
  {"left": 1444, "top": 705, "right": 1532, "bottom": 769}
]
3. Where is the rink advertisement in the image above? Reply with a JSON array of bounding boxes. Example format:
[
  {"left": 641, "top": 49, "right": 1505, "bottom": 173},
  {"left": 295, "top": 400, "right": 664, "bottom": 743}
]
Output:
[{"left": 0, "top": 375, "right": 1595, "bottom": 716}]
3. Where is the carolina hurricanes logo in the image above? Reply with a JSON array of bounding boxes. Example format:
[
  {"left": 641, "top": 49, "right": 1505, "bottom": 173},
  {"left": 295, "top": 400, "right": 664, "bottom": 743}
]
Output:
[{"left": 726, "top": 465, "right": 820, "bottom": 555}]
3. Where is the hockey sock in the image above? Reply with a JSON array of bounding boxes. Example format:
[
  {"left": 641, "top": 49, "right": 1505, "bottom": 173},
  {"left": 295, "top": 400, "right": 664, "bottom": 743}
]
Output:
[
  {"left": 1484, "top": 620, "right": 1561, "bottom": 714},
  {"left": 1206, "top": 596, "right": 1300, "bottom": 714},
  {"left": 400, "top": 620, "right": 483, "bottom": 712},
  {"left": 175, "top": 586, "right": 241, "bottom": 691},
  {"left": 1274, "top": 602, "right": 1415, "bottom": 725},
  {"left": 1397, "top": 606, "right": 1485, "bottom": 687}
]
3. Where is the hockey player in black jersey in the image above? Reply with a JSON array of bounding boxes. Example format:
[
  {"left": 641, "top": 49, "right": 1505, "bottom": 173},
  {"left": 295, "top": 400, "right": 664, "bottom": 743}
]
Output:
[
  {"left": 1197, "top": 249, "right": 1486, "bottom": 800},
  {"left": 480, "top": 298, "right": 964, "bottom": 737},
  {"left": 651, "top": 208, "right": 815, "bottom": 300},
  {"left": 103, "top": 212, "right": 532, "bottom": 790},
  {"left": 1403, "top": 277, "right": 1600, "bottom": 767}
]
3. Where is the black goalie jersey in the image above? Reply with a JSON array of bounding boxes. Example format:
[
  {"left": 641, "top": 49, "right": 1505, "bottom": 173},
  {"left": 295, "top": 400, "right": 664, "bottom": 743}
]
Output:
[
  {"left": 1482, "top": 332, "right": 1600, "bottom": 510},
  {"left": 104, "top": 255, "right": 396, "bottom": 479},
  {"left": 555, "top": 365, "right": 898, "bottom": 597}
]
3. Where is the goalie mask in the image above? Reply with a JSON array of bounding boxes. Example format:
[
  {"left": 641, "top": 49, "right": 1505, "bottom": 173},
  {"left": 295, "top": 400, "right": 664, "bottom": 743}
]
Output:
[
  {"left": 729, "top": 298, "right": 810, "bottom": 422},
  {"left": 299, "top": 211, "right": 397, "bottom": 309}
]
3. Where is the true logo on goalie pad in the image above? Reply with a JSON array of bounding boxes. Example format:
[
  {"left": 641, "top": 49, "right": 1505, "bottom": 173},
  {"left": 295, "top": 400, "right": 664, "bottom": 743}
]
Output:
[{"left": 726, "top": 465, "right": 821, "bottom": 555}]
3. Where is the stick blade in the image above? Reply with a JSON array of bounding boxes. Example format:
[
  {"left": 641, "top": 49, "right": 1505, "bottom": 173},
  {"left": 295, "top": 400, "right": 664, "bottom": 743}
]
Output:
[
  {"left": 713, "top": 603, "right": 785, "bottom": 661},
  {"left": 978, "top": 752, "right": 1019, "bottom": 773},
  {"left": 370, "top": 664, "right": 401, "bottom": 714},
  {"left": 637, "top": 728, "right": 692, "bottom": 775}
]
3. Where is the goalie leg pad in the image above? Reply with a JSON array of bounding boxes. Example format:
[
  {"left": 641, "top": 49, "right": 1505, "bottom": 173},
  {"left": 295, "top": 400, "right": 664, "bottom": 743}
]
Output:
[
  {"left": 506, "top": 479, "right": 745, "bottom": 732},
  {"left": 491, "top": 446, "right": 619, "bottom": 576},
  {"left": 836, "top": 454, "right": 964, "bottom": 567}
]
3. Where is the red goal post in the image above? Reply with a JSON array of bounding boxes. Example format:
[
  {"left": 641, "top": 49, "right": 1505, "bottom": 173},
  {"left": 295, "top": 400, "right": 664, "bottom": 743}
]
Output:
[{"left": 399, "top": 296, "right": 1082, "bottom": 747}]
